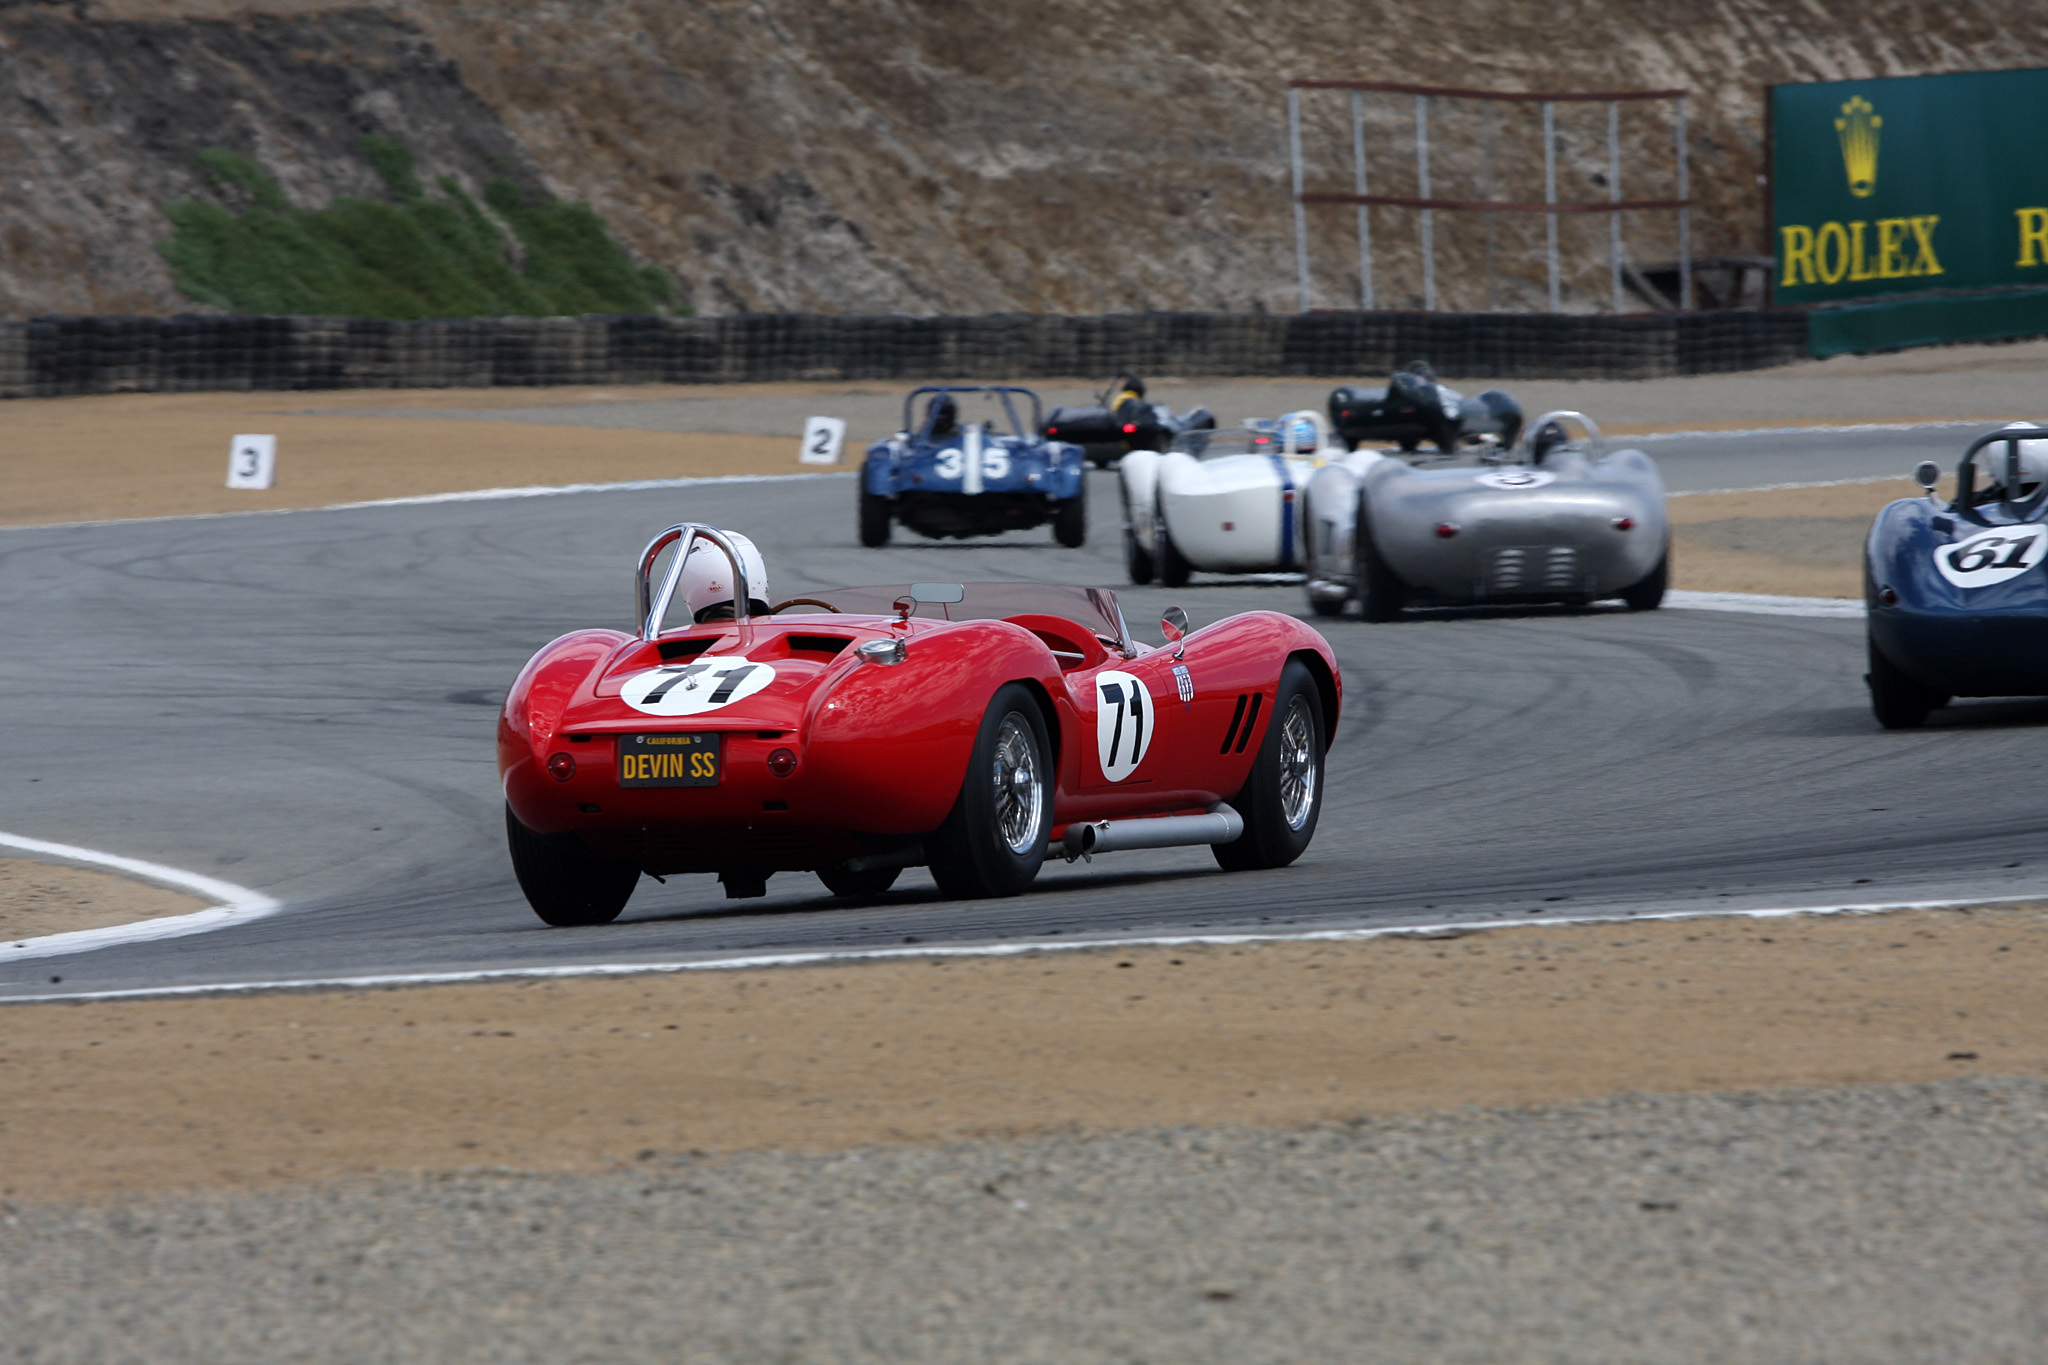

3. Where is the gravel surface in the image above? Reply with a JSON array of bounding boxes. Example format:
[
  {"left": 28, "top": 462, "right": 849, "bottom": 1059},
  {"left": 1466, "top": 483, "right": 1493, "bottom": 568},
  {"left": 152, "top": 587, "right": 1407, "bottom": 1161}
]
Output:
[{"left": 8, "top": 1077, "right": 2047, "bottom": 1364}]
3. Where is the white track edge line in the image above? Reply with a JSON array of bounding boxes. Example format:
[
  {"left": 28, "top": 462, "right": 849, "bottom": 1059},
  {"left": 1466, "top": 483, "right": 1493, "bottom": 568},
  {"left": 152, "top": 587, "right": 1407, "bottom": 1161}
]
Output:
[
  {"left": 1632, "top": 418, "right": 2009, "bottom": 442},
  {"left": 1668, "top": 473, "right": 1907, "bottom": 495},
  {"left": 1664, "top": 590, "right": 1861, "bottom": 618},
  {"left": 0, "top": 471, "right": 851, "bottom": 535},
  {"left": 0, "top": 832, "right": 281, "bottom": 961},
  {"left": 11, "top": 889, "right": 2044, "bottom": 1004}
]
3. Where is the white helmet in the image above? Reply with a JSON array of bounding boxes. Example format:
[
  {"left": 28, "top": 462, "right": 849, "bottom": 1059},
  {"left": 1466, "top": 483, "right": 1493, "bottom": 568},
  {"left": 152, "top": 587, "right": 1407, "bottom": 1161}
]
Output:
[
  {"left": 678, "top": 530, "right": 770, "bottom": 621},
  {"left": 1978, "top": 423, "right": 2048, "bottom": 500}
]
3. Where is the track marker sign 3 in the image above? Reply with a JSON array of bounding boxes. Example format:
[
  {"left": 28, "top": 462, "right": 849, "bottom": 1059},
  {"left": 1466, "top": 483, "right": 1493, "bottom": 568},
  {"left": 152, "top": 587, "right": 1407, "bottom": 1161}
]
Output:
[
  {"left": 226, "top": 434, "right": 276, "bottom": 490},
  {"left": 1095, "top": 670, "right": 1154, "bottom": 783},
  {"left": 800, "top": 417, "right": 847, "bottom": 465}
]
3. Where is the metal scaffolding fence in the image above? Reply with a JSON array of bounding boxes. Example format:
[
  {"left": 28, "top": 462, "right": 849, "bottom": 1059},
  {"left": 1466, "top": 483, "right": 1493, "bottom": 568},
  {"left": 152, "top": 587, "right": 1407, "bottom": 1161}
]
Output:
[{"left": 1287, "top": 79, "right": 1693, "bottom": 314}]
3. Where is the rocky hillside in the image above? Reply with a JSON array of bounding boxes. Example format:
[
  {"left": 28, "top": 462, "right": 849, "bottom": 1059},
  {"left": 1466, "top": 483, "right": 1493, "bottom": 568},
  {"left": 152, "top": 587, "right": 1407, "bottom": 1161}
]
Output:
[{"left": 4, "top": 0, "right": 2046, "bottom": 318}]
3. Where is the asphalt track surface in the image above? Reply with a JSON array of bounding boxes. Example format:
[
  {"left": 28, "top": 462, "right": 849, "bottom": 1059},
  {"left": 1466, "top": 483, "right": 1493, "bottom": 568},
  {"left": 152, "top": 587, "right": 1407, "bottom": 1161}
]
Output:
[{"left": 3, "top": 423, "right": 2042, "bottom": 1000}]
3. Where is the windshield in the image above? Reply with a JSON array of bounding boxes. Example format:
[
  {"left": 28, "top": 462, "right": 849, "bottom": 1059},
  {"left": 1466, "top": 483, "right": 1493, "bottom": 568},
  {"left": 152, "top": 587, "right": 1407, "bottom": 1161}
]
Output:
[
  {"left": 1179, "top": 423, "right": 1318, "bottom": 462},
  {"left": 777, "top": 582, "right": 1131, "bottom": 650},
  {"left": 903, "top": 386, "right": 1042, "bottom": 440}
]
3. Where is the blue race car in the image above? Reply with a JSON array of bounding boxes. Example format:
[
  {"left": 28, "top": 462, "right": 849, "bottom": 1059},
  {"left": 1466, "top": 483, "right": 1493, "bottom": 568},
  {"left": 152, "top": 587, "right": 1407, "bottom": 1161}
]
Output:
[
  {"left": 859, "top": 386, "right": 1087, "bottom": 547},
  {"left": 1866, "top": 425, "right": 2048, "bottom": 728}
]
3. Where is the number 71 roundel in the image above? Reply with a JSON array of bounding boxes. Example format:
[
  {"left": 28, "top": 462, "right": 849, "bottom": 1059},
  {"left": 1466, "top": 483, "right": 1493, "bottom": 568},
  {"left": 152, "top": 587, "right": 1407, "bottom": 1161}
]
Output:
[
  {"left": 621, "top": 658, "right": 777, "bottom": 716},
  {"left": 1095, "top": 670, "right": 1154, "bottom": 782}
]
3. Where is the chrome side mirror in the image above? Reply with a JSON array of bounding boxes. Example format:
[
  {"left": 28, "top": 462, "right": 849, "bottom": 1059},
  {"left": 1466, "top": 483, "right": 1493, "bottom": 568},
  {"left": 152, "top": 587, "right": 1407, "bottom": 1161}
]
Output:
[
  {"left": 1914, "top": 460, "right": 1941, "bottom": 496},
  {"left": 1161, "top": 606, "right": 1189, "bottom": 660}
]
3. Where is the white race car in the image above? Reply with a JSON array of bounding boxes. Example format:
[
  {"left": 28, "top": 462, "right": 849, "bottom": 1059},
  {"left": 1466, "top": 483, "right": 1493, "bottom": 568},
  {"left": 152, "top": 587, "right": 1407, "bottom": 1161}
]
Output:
[{"left": 1120, "top": 411, "right": 1386, "bottom": 588}]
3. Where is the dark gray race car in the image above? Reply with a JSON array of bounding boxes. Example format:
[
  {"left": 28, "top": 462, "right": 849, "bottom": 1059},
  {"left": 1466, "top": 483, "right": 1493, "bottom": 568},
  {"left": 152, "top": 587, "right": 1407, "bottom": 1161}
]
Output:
[{"left": 1300, "top": 410, "right": 1669, "bottom": 621}]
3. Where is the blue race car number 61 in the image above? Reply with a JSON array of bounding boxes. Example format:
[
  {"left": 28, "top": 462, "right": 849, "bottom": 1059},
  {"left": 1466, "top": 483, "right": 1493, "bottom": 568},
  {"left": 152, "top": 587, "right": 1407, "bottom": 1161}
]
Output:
[{"left": 1935, "top": 524, "right": 2048, "bottom": 588}]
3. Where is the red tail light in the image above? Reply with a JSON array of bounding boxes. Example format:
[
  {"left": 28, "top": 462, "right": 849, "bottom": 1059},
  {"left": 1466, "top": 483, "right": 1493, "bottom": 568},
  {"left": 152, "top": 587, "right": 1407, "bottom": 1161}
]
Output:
[
  {"left": 767, "top": 748, "right": 798, "bottom": 777},
  {"left": 1611, "top": 516, "right": 1635, "bottom": 531},
  {"left": 1434, "top": 522, "right": 1459, "bottom": 538},
  {"left": 1122, "top": 423, "right": 1137, "bottom": 434},
  {"left": 547, "top": 752, "right": 576, "bottom": 782}
]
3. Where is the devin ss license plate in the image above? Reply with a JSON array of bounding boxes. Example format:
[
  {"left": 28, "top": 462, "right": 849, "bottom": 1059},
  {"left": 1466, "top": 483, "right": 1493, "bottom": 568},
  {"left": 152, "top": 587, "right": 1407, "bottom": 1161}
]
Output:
[{"left": 616, "top": 732, "right": 720, "bottom": 787}]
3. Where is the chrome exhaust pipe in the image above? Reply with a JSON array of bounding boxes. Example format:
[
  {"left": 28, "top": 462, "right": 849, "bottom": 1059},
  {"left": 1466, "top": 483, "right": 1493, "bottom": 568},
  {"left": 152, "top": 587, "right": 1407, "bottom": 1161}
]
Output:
[{"left": 1060, "top": 803, "right": 1243, "bottom": 861}]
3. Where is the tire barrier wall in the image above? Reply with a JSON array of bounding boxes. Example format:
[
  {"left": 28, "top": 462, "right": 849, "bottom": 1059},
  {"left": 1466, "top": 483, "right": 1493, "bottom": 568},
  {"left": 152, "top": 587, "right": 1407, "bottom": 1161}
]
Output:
[{"left": 0, "top": 310, "right": 1815, "bottom": 399}]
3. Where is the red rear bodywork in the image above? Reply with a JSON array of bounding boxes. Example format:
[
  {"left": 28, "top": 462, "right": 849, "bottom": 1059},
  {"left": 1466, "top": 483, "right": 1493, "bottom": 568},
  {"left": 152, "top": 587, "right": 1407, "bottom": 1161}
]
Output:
[{"left": 500, "top": 590, "right": 1340, "bottom": 879}]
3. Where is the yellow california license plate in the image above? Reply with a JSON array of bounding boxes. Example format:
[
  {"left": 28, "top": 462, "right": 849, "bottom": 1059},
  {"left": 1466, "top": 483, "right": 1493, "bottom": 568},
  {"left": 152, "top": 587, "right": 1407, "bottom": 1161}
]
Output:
[{"left": 616, "top": 732, "right": 720, "bottom": 787}]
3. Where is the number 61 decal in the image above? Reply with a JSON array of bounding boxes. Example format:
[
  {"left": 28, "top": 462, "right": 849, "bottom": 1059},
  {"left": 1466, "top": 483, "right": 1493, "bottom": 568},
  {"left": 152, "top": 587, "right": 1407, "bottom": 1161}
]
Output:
[
  {"left": 1095, "top": 670, "right": 1154, "bottom": 783},
  {"left": 1935, "top": 524, "right": 2048, "bottom": 588}
]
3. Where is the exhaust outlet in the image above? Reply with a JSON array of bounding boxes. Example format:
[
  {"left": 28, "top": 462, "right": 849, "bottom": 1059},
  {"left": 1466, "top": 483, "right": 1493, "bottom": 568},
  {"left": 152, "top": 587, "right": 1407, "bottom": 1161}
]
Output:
[{"left": 1060, "top": 803, "right": 1243, "bottom": 861}]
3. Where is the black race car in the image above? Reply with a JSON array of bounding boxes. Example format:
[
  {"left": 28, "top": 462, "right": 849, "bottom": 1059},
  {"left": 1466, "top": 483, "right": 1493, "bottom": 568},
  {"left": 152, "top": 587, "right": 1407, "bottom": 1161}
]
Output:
[
  {"left": 1042, "top": 375, "right": 1216, "bottom": 469},
  {"left": 1328, "top": 361, "right": 1523, "bottom": 454}
]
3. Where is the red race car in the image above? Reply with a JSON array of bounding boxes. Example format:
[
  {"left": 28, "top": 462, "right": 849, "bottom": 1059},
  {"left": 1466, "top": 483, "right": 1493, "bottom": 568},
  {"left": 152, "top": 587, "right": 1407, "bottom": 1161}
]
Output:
[{"left": 499, "top": 524, "right": 1342, "bottom": 925}]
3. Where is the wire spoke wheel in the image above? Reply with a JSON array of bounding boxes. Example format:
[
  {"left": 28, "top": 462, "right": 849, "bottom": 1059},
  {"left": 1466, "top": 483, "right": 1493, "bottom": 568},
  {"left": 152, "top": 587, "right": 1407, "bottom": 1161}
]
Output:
[
  {"left": 1213, "top": 658, "right": 1325, "bottom": 872},
  {"left": 1277, "top": 695, "right": 1318, "bottom": 830},
  {"left": 928, "top": 683, "right": 1052, "bottom": 898},
  {"left": 991, "top": 713, "right": 1044, "bottom": 854}
]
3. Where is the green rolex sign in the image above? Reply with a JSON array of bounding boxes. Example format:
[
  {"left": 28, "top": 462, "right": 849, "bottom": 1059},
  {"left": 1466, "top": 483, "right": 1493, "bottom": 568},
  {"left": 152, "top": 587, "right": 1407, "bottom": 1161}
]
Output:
[{"left": 1771, "top": 67, "right": 2048, "bottom": 304}]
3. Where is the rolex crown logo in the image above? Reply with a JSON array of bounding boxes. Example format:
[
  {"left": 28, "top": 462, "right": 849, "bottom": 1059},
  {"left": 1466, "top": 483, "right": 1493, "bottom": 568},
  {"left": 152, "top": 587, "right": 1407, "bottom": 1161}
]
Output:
[{"left": 1835, "top": 95, "right": 1880, "bottom": 198}]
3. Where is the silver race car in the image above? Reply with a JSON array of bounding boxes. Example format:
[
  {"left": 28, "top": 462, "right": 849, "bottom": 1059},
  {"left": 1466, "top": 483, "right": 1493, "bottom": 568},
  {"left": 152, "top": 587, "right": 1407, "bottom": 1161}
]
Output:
[{"left": 1299, "top": 411, "right": 1669, "bottom": 620}]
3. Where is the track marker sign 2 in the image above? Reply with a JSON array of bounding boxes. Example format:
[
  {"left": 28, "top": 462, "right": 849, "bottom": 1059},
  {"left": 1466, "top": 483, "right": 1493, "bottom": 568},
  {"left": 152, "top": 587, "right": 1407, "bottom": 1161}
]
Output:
[
  {"left": 800, "top": 417, "right": 847, "bottom": 465},
  {"left": 1934, "top": 524, "right": 2048, "bottom": 588},
  {"left": 1095, "top": 670, "right": 1153, "bottom": 782},
  {"left": 227, "top": 434, "right": 276, "bottom": 490}
]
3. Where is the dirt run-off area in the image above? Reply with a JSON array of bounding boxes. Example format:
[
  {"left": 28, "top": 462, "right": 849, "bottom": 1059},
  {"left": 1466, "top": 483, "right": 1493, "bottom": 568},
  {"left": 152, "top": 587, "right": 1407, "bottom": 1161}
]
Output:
[
  {"left": 5, "top": 905, "right": 2044, "bottom": 1205},
  {"left": 0, "top": 859, "right": 205, "bottom": 942}
]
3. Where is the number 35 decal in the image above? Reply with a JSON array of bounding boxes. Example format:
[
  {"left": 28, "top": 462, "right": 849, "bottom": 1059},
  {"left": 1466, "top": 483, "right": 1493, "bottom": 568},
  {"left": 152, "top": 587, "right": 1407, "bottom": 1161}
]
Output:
[
  {"left": 1095, "top": 670, "right": 1154, "bottom": 783},
  {"left": 1935, "top": 524, "right": 2048, "bottom": 588},
  {"left": 621, "top": 657, "right": 777, "bottom": 716}
]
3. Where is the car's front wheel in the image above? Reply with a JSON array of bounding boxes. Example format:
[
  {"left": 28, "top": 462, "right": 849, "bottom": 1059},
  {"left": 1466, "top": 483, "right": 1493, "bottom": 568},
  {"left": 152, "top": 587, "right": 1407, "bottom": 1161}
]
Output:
[
  {"left": 1867, "top": 632, "right": 1948, "bottom": 730},
  {"left": 506, "top": 805, "right": 640, "bottom": 926},
  {"left": 926, "top": 684, "right": 1051, "bottom": 899},
  {"left": 1053, "top": 480, "right": 1087, "bottom": 548},
  {"left": 1155, "top": 498, "right": 1193, "bottom": 588},
  {"left": 858, "top": 482, "right": 892, "bottom": 547},
  {"left": 1122, "top": 483, "right": 1155, "bottom": 585},
  {"left": 1214, "top": 659, "right": 1326, "bottom": 872}
]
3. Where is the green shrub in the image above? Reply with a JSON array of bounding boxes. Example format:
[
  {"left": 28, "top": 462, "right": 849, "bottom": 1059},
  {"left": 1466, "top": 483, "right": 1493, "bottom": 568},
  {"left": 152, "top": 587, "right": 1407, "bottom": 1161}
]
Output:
[{"left": 158, "top": 140, "right": 679, "bottom": 318}]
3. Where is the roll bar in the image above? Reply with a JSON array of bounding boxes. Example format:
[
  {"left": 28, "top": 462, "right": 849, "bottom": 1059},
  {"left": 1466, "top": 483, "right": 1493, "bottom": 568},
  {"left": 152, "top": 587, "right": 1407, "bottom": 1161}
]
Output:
[
  {"left": 636, "top": 523, "right": 752, "bottom": 642},
  {"left": 1955, "top": 426, "right": 2048, "bottom": 521},
  {"left": 1515, "top": 409, "right": 1604, "bottom": 463}
]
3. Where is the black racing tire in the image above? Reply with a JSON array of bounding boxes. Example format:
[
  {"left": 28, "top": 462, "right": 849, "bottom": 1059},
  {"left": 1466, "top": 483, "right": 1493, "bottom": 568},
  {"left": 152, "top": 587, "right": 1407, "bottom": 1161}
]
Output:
[
  {"left": 858, "top": 484, "right": 892, "bottom": 547},
  {"left": 817, "top": 863, "right": 903, "bottom": 898},
  {"left": 1122, "top": 482, "right": 1155, "bottom": 585},
  {"left": 506, "top": 805, "right": 640, "bottom": 927},
  {"left": 1053, "top": 480, "right": 1087, "bottom": 548},
  {"left": 926, "top": 684, "right": 1052, "bottom": 899},
  {"left": 1213, "top": 659, "right": 1326, "bottom": 872},
  {"left": 1156, "top": 499, "right": 1194, "bottom": 589},
  {"left": 1621, "top": 548, "right": 1669, "bottom": 611},
  {"left": 1867, "top": 632, "right": 1947, "bottom": 730},
  {"left": 1356, "top": 493, "right": 1407, "bottom": 622},
  {"left": 1308, "top": 593, "right": 1346, "bottom": 618}
]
